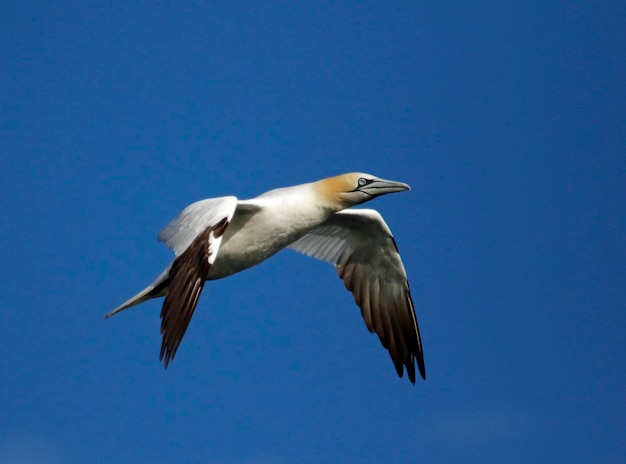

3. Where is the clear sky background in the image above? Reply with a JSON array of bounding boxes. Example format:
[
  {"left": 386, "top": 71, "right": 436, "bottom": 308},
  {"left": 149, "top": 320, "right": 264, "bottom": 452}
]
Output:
[{"left": 1, "top": 1, "right": 624, "bottom": 463}]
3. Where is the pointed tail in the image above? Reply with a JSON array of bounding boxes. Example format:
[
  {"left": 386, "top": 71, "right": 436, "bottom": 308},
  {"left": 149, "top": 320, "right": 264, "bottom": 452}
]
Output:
[{"left": 104, "top": 268, "right": 170, "bottom": 319}]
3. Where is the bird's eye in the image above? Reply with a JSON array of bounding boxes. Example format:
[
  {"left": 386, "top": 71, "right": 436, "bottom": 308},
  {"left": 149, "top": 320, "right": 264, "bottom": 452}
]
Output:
[{"left": 358, "top": 177, "right": 368, "bottom": 187}]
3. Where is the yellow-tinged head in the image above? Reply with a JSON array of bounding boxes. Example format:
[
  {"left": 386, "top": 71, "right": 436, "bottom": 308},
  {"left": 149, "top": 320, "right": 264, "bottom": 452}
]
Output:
[{"left": 314, "top": 172, "right": 410, "bottom": 211}]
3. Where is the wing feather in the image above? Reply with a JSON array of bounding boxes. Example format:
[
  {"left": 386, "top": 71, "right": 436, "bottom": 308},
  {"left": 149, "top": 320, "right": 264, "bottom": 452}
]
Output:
[
  {"left": 289, "top": 209, "right": 425, "bottom": 383},
  {"left": 158, "top": 196, "right": 238, "bottom": 256},
  {"left": 158, "top": 198, "right": 235, "bottom": 367}
]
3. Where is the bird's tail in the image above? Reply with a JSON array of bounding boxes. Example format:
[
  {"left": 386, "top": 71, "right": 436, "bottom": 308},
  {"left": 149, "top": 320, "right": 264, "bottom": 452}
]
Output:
[{"left": 104, "top": 267, "right": 170, "bottom": 319}]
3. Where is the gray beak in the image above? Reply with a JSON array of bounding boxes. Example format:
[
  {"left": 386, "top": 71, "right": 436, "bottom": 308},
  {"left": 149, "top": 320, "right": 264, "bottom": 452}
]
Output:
[{"left": 360, "top": 177, "right": 411, "bottom": 196}]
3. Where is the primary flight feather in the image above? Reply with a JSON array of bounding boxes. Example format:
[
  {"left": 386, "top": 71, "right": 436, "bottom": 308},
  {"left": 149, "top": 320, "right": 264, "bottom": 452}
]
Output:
[{"left": 105, "top": 172, "right": 426, "bottom": 383}]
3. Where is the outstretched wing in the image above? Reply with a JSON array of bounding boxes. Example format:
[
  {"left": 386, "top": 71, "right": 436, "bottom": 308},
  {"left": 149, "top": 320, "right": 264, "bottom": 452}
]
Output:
[
  {"left": 157, "top": 197, "right": 237, "bottom": 367},
  {"left": 288, "top": 209, "right": 425, "bottom": 383}
]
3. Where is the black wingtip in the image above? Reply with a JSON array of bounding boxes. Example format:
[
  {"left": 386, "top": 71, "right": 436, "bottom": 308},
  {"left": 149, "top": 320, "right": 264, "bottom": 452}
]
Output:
[
  {"left": 417, "top": 358, "right": 426, "bottom": 381},
  {"left": 160, "top": 342, "right": 175, "bottom": 369},
  {"left": 405, "top": 354, "right": 426, "bottom": 383}
]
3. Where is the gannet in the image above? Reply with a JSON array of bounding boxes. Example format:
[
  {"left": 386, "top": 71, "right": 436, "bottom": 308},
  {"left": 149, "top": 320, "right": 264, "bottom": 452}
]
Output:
[{"left": 105, "top": 173, "right": 426, "bottom": 383}]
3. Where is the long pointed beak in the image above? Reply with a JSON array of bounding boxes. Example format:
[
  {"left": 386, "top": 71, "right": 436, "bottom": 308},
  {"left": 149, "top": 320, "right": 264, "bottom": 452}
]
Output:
[{"left": 361, "top": 178, "right": 411, "bottom": 196}]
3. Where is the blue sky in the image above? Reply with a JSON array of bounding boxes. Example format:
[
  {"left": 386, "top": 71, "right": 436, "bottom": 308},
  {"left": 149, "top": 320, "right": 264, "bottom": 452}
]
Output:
[{"left": 1, "top": 1, "right": 624, "bottom": 463}]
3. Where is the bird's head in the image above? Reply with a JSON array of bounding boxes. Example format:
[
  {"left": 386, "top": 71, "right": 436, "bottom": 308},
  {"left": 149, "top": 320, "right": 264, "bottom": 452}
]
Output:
[{"left": 315, "top": 172, "right": 410, "bottom": 210}]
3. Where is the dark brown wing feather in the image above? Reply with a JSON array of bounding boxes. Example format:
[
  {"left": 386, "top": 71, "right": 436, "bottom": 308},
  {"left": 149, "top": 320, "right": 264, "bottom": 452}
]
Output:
[
  {"left": 159, "top": 218, "right": 229, "bottom": 367},
  {"left": 337, "top": 241, "right": 425, "bottom": 383},
  {"left": 288, "top": 210, "right": 426, "bottom": 384}
]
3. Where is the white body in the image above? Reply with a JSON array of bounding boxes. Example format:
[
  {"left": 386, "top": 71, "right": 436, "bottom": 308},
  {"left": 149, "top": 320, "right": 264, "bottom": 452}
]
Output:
[
  {"left": 210, "top": 183, "right": 328, "bottom": 279},
  {"left": 106, "top": 172, "right": 426, "bottom": 383}
]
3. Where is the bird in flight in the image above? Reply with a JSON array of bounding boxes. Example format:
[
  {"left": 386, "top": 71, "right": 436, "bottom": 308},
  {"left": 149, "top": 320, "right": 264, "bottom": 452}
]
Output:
[{"left": 105, "top": 172, "right": 425, "bottom": 383}]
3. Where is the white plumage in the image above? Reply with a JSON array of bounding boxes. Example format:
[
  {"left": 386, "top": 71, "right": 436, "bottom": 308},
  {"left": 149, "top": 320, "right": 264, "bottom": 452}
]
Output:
[{"left": 106, "top": 172, "right": 425, "bottom": 383}]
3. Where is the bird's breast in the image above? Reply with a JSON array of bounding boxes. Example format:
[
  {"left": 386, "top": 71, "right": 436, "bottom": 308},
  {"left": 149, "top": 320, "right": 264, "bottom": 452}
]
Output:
[{"left": 207, "top": 194, "right": 329, "bottom": 280}]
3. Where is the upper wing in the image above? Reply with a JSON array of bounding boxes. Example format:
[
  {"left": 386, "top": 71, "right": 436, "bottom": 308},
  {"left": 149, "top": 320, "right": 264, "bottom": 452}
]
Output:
[
  {"left": 157, "top": 197, "right": 237, "bottom": 367},
  {"left": 157, "top": 196, "right": 238, "bottom": 256},
  {"left": 288, "top": 209, "right": 425, "bottom": 383}
]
